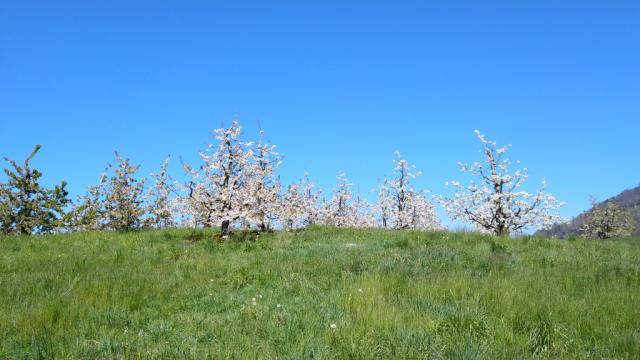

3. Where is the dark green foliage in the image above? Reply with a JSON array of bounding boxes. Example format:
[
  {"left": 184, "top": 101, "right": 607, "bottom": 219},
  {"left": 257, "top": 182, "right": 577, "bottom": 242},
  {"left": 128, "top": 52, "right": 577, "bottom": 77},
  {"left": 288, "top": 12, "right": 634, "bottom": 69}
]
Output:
[{"left": 0, "top": 145, "right": 70, "bottom": 234}]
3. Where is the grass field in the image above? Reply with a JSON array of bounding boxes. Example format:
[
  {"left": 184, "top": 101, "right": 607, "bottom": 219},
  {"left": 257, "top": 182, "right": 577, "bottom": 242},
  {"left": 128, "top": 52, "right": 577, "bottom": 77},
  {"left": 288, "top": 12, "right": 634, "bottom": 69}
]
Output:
[{"left": 1, "top": 227, "right": 639, "bottom": 359}]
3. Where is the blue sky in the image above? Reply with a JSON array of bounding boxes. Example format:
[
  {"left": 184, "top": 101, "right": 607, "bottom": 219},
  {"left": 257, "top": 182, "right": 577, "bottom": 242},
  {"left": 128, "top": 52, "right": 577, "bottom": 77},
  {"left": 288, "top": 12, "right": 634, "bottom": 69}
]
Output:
[{"left": 1, "top": 0, "right": 639, "bottom": 225}]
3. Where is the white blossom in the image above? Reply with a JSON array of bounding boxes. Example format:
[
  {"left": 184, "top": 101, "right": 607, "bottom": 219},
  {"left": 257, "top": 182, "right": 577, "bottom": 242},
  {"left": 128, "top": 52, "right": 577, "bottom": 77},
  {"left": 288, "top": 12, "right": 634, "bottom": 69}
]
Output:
[
  {"left": 242, "top": 130, "right": 282, "bottom": 231},
  {"left": 438, "top": 131, "right": 566, "bottom": 236},
  {"left": 375, "top": 151, "right": 441, "bottom": 230},
  {"left": 322, "top": 172, "right": 370, "bottom": 228},
  {"left": 144, "top": 156, "right": 178, "bottom": 228},
  {"left": 181, "top": 121, "right": 254, "bottom": 237},
  {"left": 277, "top": 172, "right": 323, "bottom": 230}
]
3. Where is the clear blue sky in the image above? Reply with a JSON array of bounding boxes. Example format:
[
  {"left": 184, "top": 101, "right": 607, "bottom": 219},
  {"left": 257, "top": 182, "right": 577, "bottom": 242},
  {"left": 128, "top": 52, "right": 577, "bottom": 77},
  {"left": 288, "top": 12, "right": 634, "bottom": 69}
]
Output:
[{"left": 1, "top": 0, "right": 639, "bottom": 224}]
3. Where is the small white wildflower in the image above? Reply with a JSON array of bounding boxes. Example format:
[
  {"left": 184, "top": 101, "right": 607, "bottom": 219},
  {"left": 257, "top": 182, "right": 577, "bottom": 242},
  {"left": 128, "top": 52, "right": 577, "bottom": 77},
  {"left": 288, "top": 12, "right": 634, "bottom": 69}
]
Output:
[
  {"left": 330, "top": 323, "right": 337, "bottom": 330},
  {"left": 357, "top": 289, "right": 363, "bottom": 293},
  {"left": 277, "top": 304, "right": 282, "bottom": 309},
  {"left": 258, "top": 294, "right": 263, "bottom": 299}
]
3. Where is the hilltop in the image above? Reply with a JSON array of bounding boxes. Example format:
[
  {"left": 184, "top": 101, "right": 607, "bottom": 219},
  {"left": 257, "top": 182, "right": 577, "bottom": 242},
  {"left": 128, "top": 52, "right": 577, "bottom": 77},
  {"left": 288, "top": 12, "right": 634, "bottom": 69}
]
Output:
[{"left": 1, "top": 227, "right": 639, "bottom": 358}]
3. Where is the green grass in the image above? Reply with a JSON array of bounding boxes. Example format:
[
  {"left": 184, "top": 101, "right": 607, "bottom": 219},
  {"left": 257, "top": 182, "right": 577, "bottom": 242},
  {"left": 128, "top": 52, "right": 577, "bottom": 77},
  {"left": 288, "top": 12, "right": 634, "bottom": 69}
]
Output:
[{"left": 1, "top": 227, "right": 639, "bottom": 359}]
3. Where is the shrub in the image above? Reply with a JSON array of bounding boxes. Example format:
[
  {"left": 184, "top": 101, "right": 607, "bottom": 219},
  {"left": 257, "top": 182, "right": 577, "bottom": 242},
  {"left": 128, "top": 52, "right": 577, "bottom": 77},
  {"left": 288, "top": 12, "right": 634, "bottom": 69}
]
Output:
[{"left": 0, "top": 145, "right": 69, "bottom": 234}]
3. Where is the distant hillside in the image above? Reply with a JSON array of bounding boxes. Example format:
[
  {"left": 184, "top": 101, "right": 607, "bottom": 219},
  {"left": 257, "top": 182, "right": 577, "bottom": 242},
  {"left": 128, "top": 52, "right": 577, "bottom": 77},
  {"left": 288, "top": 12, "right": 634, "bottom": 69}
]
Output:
[{"left": 538, "top": 185, "right": 640, "bottom": 238}]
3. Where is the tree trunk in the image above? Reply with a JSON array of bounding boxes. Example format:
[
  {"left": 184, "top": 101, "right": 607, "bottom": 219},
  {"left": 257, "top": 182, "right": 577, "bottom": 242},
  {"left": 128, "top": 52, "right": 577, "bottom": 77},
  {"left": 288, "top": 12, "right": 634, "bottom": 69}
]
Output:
[
  {"left": 496, "top": 225, "right": 509, "bottom": 237},
  {"left": 221, "top": 219, "right": 231, "bottom": 238}
]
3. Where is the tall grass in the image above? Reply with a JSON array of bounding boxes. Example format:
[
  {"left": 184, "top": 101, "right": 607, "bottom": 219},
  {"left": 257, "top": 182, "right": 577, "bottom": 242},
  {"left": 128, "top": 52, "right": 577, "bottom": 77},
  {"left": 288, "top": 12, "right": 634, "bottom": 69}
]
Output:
[{"left": 1, "top": 227, "right": 639, "bottom": 358}]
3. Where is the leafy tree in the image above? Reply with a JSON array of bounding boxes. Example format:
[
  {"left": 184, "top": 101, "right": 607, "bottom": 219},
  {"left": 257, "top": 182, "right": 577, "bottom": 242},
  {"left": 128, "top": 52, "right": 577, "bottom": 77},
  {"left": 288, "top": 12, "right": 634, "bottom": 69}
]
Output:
[
  {"left": 582, "top": 200, "right": 636, "bottom": 239},
  {"left": 0, "top": 145, "right": 70, "bottom": 234},
  {"left": 68, "top": 173, "right": 107, "bottom": 231},
  {"left": 102, "top": 152, "right": 146, "bottom": 231}
]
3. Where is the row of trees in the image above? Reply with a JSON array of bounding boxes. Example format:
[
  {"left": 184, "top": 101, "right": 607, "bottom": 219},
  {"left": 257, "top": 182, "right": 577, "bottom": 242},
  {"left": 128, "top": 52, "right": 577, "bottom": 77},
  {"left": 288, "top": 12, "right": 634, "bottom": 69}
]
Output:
[{"left": 6, "top": 121, "right": 624, "bottom": 239}]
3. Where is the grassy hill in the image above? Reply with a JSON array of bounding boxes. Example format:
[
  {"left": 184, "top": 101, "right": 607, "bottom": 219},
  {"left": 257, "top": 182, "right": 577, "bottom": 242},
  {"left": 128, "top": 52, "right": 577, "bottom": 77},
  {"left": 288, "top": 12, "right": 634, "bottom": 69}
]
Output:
[{"left": 1, "top": 227, "right": 639, "bottom": 359}]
